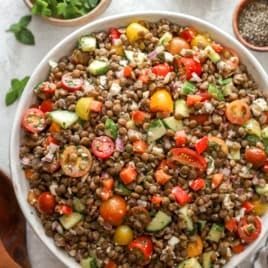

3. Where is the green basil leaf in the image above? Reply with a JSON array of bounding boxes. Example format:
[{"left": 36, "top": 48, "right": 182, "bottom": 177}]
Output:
[
  {"left": 19, "top": 15, "right": 32, "bottom": 28},
  {"left": 6, "top": 23, "right": 22, "bottom": 33},
  {"left": 15, "top": 28, "right": 35, "bottom": 45},
  {"left": 32, "top": 0, "right": 52, "bottom": 16},
  {"left": 88, "top": 0, "right": 100, "bottom": 8},
  {"left": 5, "top": 90, "right": 18, "bottom": 106}
]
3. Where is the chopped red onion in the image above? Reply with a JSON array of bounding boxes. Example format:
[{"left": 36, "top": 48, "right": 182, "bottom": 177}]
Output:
[
  {"left": 115, "top": 138, "right": 125, "bottom": 152},
  {"left": 236, "top": 188, "right": 244, "bottom": 195},
  {"left": 103, "top": 222, "right": 113, "bottom": 230},
  {"left": 115, "top": 70, "right": 124, "bottom": 78},
  {"left": 101, "top": 172, "right": 110, "bottom": 179},
  {"left": 21, "top": 157, "right": 30, "bottom": 165},
  {"left": 221, "top": 167, "right": 231, "bottom": 177},
  {"left": 147, "top": 46, "right": 164, "bottom": 59}
]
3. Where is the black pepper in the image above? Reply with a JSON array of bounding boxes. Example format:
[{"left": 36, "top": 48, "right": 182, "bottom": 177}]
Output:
[{"left": 238, "top": 0, "right": 268, "bottom": 47}]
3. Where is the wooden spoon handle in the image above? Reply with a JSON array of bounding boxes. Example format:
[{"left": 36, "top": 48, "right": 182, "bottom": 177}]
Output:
[{"left": 0, "top": 240, "right": 21, "bottom": 268}]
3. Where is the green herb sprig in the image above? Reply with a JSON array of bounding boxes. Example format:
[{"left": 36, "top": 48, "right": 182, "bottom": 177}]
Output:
[
  {"left": 5, "top": 77, "right": 30, "bottom": 106},
  {"left": 32, "top": 0, "right": 100, "bottom": 20},
  {"left": 6, "top": 15, "right": 35, "bottom": 45}
]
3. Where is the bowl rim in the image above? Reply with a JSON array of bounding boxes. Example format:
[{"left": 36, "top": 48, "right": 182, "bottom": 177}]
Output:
[
  {"left": 23, "top": 0, "right": 112, "bottom": 26},
  {"left": 232, "top": 0, "right": 268, "bottom": 52},
  {"left": 10, "top": 11, "right": 268, "bottom": 268}
]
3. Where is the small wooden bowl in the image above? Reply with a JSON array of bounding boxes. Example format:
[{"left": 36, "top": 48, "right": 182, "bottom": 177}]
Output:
[
  {"left": 232, "top": 0, "right": 268, "bottom": 52},
  {"left": 23, "top": 0, "right": 111, "bottom": 27}
]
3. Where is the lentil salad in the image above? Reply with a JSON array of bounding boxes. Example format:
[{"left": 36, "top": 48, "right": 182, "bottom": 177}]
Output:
[{"left": 19, "top": 19, "right": 268, "bottom": 268}]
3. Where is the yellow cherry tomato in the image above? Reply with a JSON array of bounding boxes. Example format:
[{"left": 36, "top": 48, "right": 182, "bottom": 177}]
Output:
[
  {"left": 208, "top": 136, "right": 229, "bottom": 154},
  {"left": 75, "top": 97, "right": 93, "bottom": 120},
  {"left": 126, "top": 22, "right": 149, "bottom": 43},
  {"left": 191, "top": 34, "right": 211, "bottom": 48},
  {"left": 114, "top": 225, "right": 133, "bottom": 245},
  {"left": 150, "top": 89, "right": 174, "bottom": 113},
  {"left": 111, "top": 45, "right": 124, "bottom": 56},
  {"left": 186, "top": 235, "right": 203, "bottom": 257},
  {"left": 252, "top": 200, "right": 268, "bottom": 216}
]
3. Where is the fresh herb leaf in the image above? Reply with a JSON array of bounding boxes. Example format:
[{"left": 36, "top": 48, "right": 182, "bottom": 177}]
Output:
[
  {"left": 6, "top": 16, "right": 35, "bottom": 45},
  {"left": 5, "top": 76, "right": 30, "bottom": 106},
  {"left": 246, "top": 135, "right": 260, "bottom": 145},
  {"left": 218, "top": 77, "right": 232, "bottom": 86},
  {"left": 32, "top": 0, "right": 52, "bottom": 16},
  {"left": 88, "top": 0, "right": 100, "bottom": 8}
]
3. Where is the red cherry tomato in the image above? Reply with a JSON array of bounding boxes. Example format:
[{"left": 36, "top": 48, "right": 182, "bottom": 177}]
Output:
[
  {"left": 152, "top": 63, "right": 171, "bottom": 77},
  {"left": 120, "top": 165, "right": 137, "bottom": 185},
  {"left": 91, "top": 136, "right": 115, "bottom": 159},
  {"left": 242, "top": 201, "right": 254, "bottom": 213},
  {"left": 35, "top": 82, "right": 56, "bottom": 94},
  {"left": 168, "top": 148, "right": 207, "bottom": 171},
  {"left": 244, "top": 147, "right": 266, "bottom": 167},
  {"left": 189, "top": 114, "right": 209, "bottom": 125},
  {"left": 177, "top": 57, "right": 202, "bottom": 80},
  {"left": 237, "top": 216, "right": 262, "bottom": 243},
  {"left": 186, "top": 95, "right": 203, "bottom": 106},
  {"left": 22, "top": 108, "right": 46, "bottom": 133},
  {"left": 180, "top": 27, "right": 196, "bottom": 42},
  {"left": 40, "top": 99, "right": 53, "bottom": 113},
  {"left": 55, "top": 204, "right": 73, "bottom": 215},
  {"left": 99, "top": 196, "right": 127, "bottom": 226},
  {"left": 61, "top": 73, "right": 83, "bottom": 91},
  {"left": 109, "top": 28, "right": 121, "bottom": 40},
  {"left": 174, "top": 130, "right": 187, "bottom": 147},
  {"left": 172, "top": 185, "right": 191, "bottom": 205},
  {"left": 132, "top": 110, "right": 149, "bottom": 125},
  {"left": 225, "top": 218, "right": 238, "bottom": 233},
  {"left": 37, "top": 192, "right": 56, "bottom": 214},
  {"left": 129, "top": 236, "right": 153, "bottom": 265},
  {"left": 195, "top": 136, "right": 208, "bottom": 154},
  {"left": 190, "top": 178, "right": 205, "bottom": 191}
]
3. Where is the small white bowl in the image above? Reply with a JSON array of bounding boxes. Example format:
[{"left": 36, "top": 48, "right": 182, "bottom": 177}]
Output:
[{"left": 10, "top": 11, "right": 268, "bottom": 268}]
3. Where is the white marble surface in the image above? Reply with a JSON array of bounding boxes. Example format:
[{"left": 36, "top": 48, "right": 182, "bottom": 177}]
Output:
[{"left": 0, "top": 0, "right": 268, "bottom": 267}]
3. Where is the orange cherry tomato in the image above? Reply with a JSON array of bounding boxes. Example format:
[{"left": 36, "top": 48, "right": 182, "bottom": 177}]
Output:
[
  {"left": 120, "top": 166, "right": 137, "bottom": 185},
  {"left": 245, "top": 147, "right": 266, "bottom": 167},
  {"left": 99, "top": 196, "right": 127, "bottom": 226},
  {"left": 149, "top": 89, "right": 173, "bottom": 113},
  {"left": 226, "top": 100, "right": 251, "bottom": 125},
  {"left": 168, "top": 37, "right": 190, "bottom": 55},
  {"left": 212, "top": 173, "right": 224, "bottom": 189},
  {"left": 154, "top": 168, "right": 172, "bottom": 185},
  {"left": 37, "top": 192, "right": 56, "bottom": 214}
]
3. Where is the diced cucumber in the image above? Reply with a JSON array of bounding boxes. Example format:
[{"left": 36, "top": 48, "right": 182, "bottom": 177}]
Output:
[
  {"left": 197, "top": 220, "right": 207, "bottom": 233},
  {"left": 105, "top": 118, "right": 118, "bottom": 139},
  {"left": 159, "top": 32, "right": 173, "bottom": 46},
  {"left": 208, "top": 83, "right": 224, "bottom": 101},
  {"left": 80, "top": 256, "right": 98, "bottom": 268},
  {"left": 206, "top": 155, "right": 215, "bottom": 175},
  {"left": 206, "top": 223, "right": 224, "bottom": 242},
  {"left": 179, "top": 205, "right": 194, "bottom": 232},
  {"left": 218, "top": 77, "right": 232, "bottom": 86},
  {"left": 202, "top": 251, "right": 214, "bottom": 268},
  {"left": 177, "top": 257, "right": 202, "bottom": 268},
  {"left": 87, "top": 60, "right": 109, "bottom": 76},
  {"left": 229, "top": 147, "right": 241, "bottom": 160},
  {"left": 244, "top": 119, "right": 261, "bottom": 137},
  {"left": 175, "top": 99, "right": 190, "bottom": 119},
  {"left": 114, "top": 182, "right": 131, "bottom": 196},
  {"left": 146, "top": 211, "right": 172, "bottom": 232},
  {"left": 147, "top": 119, "right": 167, "bottom": 142},
  {"left": 79, "top": 36, "right": 97, "bottom": 52},
  {"left": 262, "top": 126, "right": 268, "bottom": 139},
  {"left": 181, "top": 81, "right": 197, "bottom": 95},
  {"left": 59, "top": 212, "right": 83, "bottom": 230},
  {"left": 124, "top": 50, "right": 146, "bottom": 66},
  {"left": 205, "top": 45, "right": 221, "bottom": 63},
  {"left": 163, "top": 116, "right": 183, "bottom": 132},
  {"left": 49, "top": 110, "right": 78, "bottom": 129},
  {"left": 222, "top": 82, "right": 234, "bottom": 96},
  {"left": 255, "top": 184, "right": 268, "bottom": 195},
  {"left": 73, "top": 198, "right": 86, "bottom": 213}
]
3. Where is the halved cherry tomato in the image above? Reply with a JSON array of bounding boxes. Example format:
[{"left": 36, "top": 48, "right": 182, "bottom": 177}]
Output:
[
  {"left": 37, "top": 192, "right": 56, "bottom": 214},
  {"left": 91, "top": 136, "right": 115, "bottom": 159},
  {"left": 123, "top": 66, "right": 132, "bottom": 77},
  {"left": 132, "top": 110, "right": 148, "bottom": 125},
  {"left": 245, "top": 147, "right": 266, "bottom": 168},
  {"left": 61, "top": 145, "right": 92, "bottom": 177},
  {"left": 149, "top": 89, "right": 173, "bottom": 113},
  {"left": 225, "top": 100, "right": 251, "bottom": 125},
  {"left": 237, "top": 216, "right": 262, "bottom": 243},
  {"left": 168, "top": 37, "right": 190, "bottom": 55},
  {"left": 151, "top": 195, "right": 163, "bottom": 206},
  {"left": 243, "top": 201, "right": 254, "bottom": 213},
  {"left": 45, "top": 136, "right": 58, "bottom": 146},
  {"left": 35, "top": 82, "right": 56, "bottom": 94},
  {"left": 212, "top": 173, "right": 224, "bottom": 189},
  {"left": 152, "top": 63, "right": 171, "bottom": 77},
  {"left": 109, "top": 28, "right": 121, "bottom": 40},
  {"left": 154, "top": 169, "right": 172, "bottom": 185},
  {"left": 211, "top": 42, "right": 224, "bottom": 53},
  {"left": 198, "top": 91, "right": 211, "bottom": 102},
  {"left": 120, "top": 165, "right": 137, "bottom": 185},
  {"left": 90, "top": 100, "right": 103, "bottom": 112},
  {"left": 55, "top": 204, "right": 73, "bottom": 215},
  {"left": 186, "top": 95, "right": 203, "bottom": 106},
  {"left": 195, "top": 136, "right": 208, "bottom": 154},
  {"left": 190, "top": 178, "right": 205, "bottom": 191},
  {"left": 22, "top": 108, "right": 46, "bottom": 133},
  {"left": 180, "top": 27, "right": 196, "bottom": 43},
  {"left": 186, "top": 235, "right": 203, "bottom": 257},
  {"left": 105, "top": 261, "right": 117, "bottom": 268},
  {"left": 232, "top": 243, "right": 245, "bottom": 254},
  {"left": 225, "top": 218, "right": 238, "bottom": 233},
  {"left": 168, "top": 148, "right": 207, "bottom": 171},
  {"left": 189, "top": 114, "right": 209, "bottom": 125},
  {"left": 208, "top": 136, "right": 229, "bottom": 154},
  {"left": 40, "top": 99, "right": 53, "bottom": 113},
  {"left": 99, "top": 196, "right": 127, "bottom": 226},
  {"left": 128, "top": 236, "right": 153, "bottom": 265},
  {"left": 177, "top": 57, "right": 202, "bottom": 80},
  {"left": 61, "top": 73, "right": 83, "bottom": 91},
  {"left": 132, "top": 140, "right": 148, "bottom": 154},
  {"left": 172, "top": 185, "right": 191, "bottom": 205},
  {"left": 114, "top": 225, "right": 133, "bottom": 245},
  {"left": 175, "top": 130, "right": 187, "bottom": 147}
]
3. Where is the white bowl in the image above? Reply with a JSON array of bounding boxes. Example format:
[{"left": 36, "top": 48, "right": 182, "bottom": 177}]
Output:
[{"left": 10, "top": 11, "right": 268, "bottom": 268}]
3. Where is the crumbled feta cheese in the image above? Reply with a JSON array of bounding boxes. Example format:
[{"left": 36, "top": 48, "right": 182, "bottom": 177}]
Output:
[
  {"left": 99, "top": 75, "right": 107, "bottom": 87},
  {"left": 235, "top": 208, "right": 246, "bottom": 221},
  {"left": 119, "top": 59, "right": 128, "bottom": 66},
  {"left": 164, "top": 52, "right": 174, "bottom": 62},
  {"left": 168, "top": 236, "right": 180, "bottom": 247},
  {"left": 223, "top": 194, "right": 234, "bottom": 210},
  {"left": 109, "top": 82, "right": 121, "bottom": 96},
  {"left": 204, "top": 101, "right": 214, "bottom": 113},
  {"left": 143, "top": 91, "right": 150, "bottom": 98},
  {"left": 48, "top": 60, "right": 58, "bottom": 69},
  {"left": 253, "top": 98, "right": 268, "bottom": 111}
]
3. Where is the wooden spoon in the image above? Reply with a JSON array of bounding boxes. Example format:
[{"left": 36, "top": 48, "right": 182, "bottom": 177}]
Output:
[{"left": 0, "top": 170, "right": 31, "bottom": 268}]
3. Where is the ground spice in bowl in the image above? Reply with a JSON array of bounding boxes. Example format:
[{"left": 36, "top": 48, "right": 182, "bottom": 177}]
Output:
[{"left": 238, "top": 0, "right": 268, "bottom": 47}]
